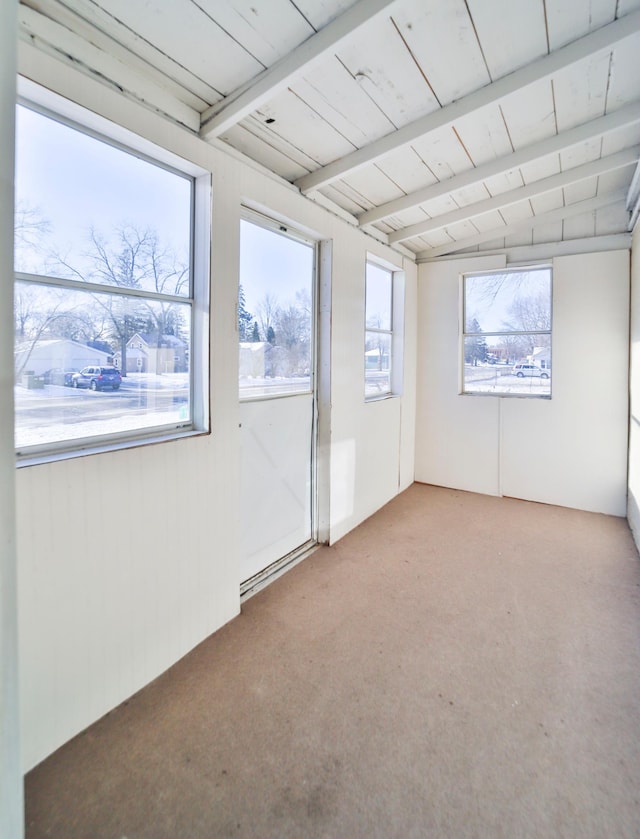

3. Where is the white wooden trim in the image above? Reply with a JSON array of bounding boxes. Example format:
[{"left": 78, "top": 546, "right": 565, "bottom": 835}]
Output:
[
  {"left": 316, "top": 239, "right": 333, "bottom": 545},
  {"left": 295, "top": 9, "right": 640, "bottom": 193},
  {"left": 627, "top": 161, "right": 640, "bottom": 230},
  {"left": 0, "top": 0, "right": 22, "bottom": 831},
  {"left": 304, "top": 189, "right": 359, "bottom": 226},
  {"left": 416, "top": 191, "right": 628, "bottom": 259},
  {"left": 200, "top": 0, "right": 399, "bottom": 139},
  {"left": 389, "top": 147, "right": 640, "bottom": 244},
  {"left": 16, "top": 75, "right": 205, "bottom": 176},
  {"left": 360, "top": 102, "right": 640, "bottom": 226},
  {"left": 417, "top": 233, "right": 632, "bottom": 263}
]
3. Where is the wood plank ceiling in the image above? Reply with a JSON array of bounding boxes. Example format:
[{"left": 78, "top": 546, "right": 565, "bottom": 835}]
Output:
[{"left": 18, "top": 0, "right": 640, "bottom": 259}]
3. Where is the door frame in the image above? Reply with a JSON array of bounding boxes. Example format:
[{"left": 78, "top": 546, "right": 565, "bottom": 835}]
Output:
[{"left": 238, "top": 208, "right": 329, "bottom": 600}]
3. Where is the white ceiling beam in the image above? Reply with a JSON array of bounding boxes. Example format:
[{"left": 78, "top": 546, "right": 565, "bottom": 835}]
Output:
[
  {"left": 415, "top": 190, "right": 628, "bottom": 259},
  {"left": 627, "top": 160, "right": 640, "bottom": 230},
  {"left": 389, "top": 146, "right": 640, "bottom": 244},
  {"left": 358, "top": 103, "right": 640, "bottom": 227},
  {"left": 200, "top": 0, "right": 399, "bottom": 139},
  {"left": 295, "top": 9, "right": 640, "bottom": 194}
]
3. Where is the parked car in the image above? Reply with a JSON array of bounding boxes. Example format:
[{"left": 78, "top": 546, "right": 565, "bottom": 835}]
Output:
[
  {"left": 71, "top": 366, "right": 122, "bottom": 391},
  {"left": 42, "top": 368, "right": 78, "bottom": 386},
  {"left": 512, "top": 363, "right": 550, "bottom": 379},
  {"left": 61, "top": 369, "right": 79, "bottom": 386}
]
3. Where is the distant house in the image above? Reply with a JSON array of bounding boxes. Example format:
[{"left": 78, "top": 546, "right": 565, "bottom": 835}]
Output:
[
  {"left": 14, "top": 338, "right": 114, "bottom": 379},
  {"left": 530, "top": 346, "right": 551, "bottom": 370},
  {"left": 115, "top": 332, "right": 187, "bottom": 374},
  {"left": 365, "top": 346, "right": 390, "bottom": 370},
  {"left": 239, "top": 341, "right": 269, "bottom": 378}
]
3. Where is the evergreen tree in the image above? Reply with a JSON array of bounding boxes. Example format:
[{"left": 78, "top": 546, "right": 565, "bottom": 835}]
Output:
[
  {"left": 465, "top": 318, "right": 487, "bottom": 366},
  {"left": 238, "top": 284, "right": 253, "bottom": 341},
  {"left": 266, "top": 325, "right": 276, "bottom": 345},
  {"left": 251, "top": 321, "right": 260, "bottom": 342}
]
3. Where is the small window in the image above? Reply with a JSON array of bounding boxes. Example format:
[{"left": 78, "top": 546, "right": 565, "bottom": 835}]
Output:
[
  {"left": 365, "top": 261, "right": 394, "bottom": 398},
  {"left": 14, "top": 98, "right": 209, "bottom": 459},
  {"left": 462, "top": 267, "right": 552, "bottom": 397}
]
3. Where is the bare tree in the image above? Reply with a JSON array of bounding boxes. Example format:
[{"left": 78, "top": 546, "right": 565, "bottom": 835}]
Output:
[
  {"left": 256, "top": 293, "right": 279, "bottom": 344},
  {"left": 271, "top": 288, "right": 312, "bottom": 377},
  {"left": 365, "top": 313, "right": 390, "bottom": 372},
  {"left": 14, "top": 202, "right": 51, "bottom": 273},
  {"left": 503, "top": 291, "right": 551, "bottom": 355},
  {"left": 14, "top": 287, "right": 87, "bottom": 378},
  {"left": 13, "top": 206, "right": 89, "bottom": 377},
  {"left": 14, "top": 284, "right": 40, "bottom": 339},
  {"left": 54, "top": 225, "right": 189, "bottom": 374},
  {"left": 468, "top": 270, "right": 534, "bottom": 309},
  {"left": 496, "top": 333, "right": 524, "bottom": 364},
  {"left": 505, "top": 291, "right": 551, "bottom": 332}
]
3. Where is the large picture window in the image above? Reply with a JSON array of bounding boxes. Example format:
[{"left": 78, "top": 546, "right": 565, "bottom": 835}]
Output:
[
  {"left": 14, "top": 100, "right": 208, "bottom": 458},
  {"left": 462, "top": 267, "right": 552, "bottom": 397}
]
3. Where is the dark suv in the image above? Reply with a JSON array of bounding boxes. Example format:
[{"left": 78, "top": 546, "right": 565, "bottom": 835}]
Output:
[{"left": 71, "top": 366, "right": 122, "bottom": 391}]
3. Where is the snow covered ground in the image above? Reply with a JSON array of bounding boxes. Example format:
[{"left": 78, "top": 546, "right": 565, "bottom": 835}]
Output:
[
  {"left": 15, "top": 372, "right": 190, "bottom": 450},
  {"left": 463, "top": 364, "right": 551, "bottom": 396}
]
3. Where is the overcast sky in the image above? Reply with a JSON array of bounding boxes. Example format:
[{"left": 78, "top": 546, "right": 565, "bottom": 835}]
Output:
[
  {"left": 15, "top": 104, "right": 191, "bottom": 272},
  {"left": 239, "top": 218, "right": 314, "bottom": 316},
  {"left": 464, "top": 268, "right": 551, "bottom": 334}
]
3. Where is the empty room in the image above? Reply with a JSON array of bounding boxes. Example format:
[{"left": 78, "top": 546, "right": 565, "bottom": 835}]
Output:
[{"left": 1, "top": 1, "right": 640, "bottom": 836}]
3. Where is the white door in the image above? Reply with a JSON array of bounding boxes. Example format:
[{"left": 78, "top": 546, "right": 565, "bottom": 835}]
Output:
[{"left": 238, "top": 216, "right": 316, "bottom": 585}]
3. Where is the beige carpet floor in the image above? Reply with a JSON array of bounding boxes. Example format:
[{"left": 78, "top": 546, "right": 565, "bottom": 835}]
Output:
[{"left": 25, "top": 484, "right": 640, "bottom": 838}]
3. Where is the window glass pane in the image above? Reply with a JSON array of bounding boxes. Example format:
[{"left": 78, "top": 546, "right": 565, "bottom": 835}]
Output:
[
  {"left": 462, "top": 336, "right": 551, "bottom": 396},
  {"left": 462, "top": 267, "right": 552, "bottom": 398},
  {"left": 15, "top": 281, "right": 191, "bottom": 451},
  {"left": 239, "top": 219, "right": 314, "bottom": 398},
  {"left": 14, "top": 97, "right": 201, "bottom": 460},
  {"left": 15, "top": 105, "right": 192, "bottom": 296},
  {"left": 366, "top": 263, "right": 392, "bottom": 330},
  {"left": 365, "top": 331, "right": 391, "bottom": 397},
  {"left": 464, "top": 269, "right": 551, "bottom": 333}
]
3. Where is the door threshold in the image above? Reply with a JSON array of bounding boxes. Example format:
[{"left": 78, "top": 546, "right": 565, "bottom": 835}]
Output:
[{"left": 240, "top": 540, "right": 319, "bottom": 602}]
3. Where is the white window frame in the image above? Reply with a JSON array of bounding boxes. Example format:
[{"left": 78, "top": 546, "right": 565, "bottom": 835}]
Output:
[
  {"left": 15, "top": 79, "right": 210, "bottom": 464},
  {"left": 365, "top": 257, "right": 404, "bottom": 401}
]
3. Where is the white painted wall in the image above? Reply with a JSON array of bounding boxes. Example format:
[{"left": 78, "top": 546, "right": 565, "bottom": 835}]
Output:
[
  {"left": 16, "top": 45, "right": 417, "bottom": 770},
  {"left": 1, "top": 2, "right": 23, "bottom": 835},
  {"left": 415, "top": 255, "right": 506, "bottom": 497},
  {"left": 501, "top": 251, "right": 629, "bottom": 515},
  {"left": 329, "top": 243, "right": 416, "bottom": 543},
  {"left": 416, "top": 250, "right": 629, "bottom": 516},
  {"left": 629, "top": 222, "right": 640, "bottom": 545}
]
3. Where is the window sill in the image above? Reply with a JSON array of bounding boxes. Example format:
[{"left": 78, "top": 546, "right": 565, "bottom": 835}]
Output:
[
  {"left": 365, "top": 392, "right": 399, "bottom": 404},
  {"left": 460, "top": 390, "right": 551, "bottom": 400},
  {"left": 16, "top": 427, "right": 209, "bottom": 469}
]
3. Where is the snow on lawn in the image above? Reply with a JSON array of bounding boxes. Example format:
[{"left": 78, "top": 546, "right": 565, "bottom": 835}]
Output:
[
  {"left": 16, "top": 407, "right": 189, "bottom": 449},
  {"left": 463, "top": 364, "right": 550, "bottom": 396},
  {"left": 120, "top": 373, "right": 189, "bottom": 389}
]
